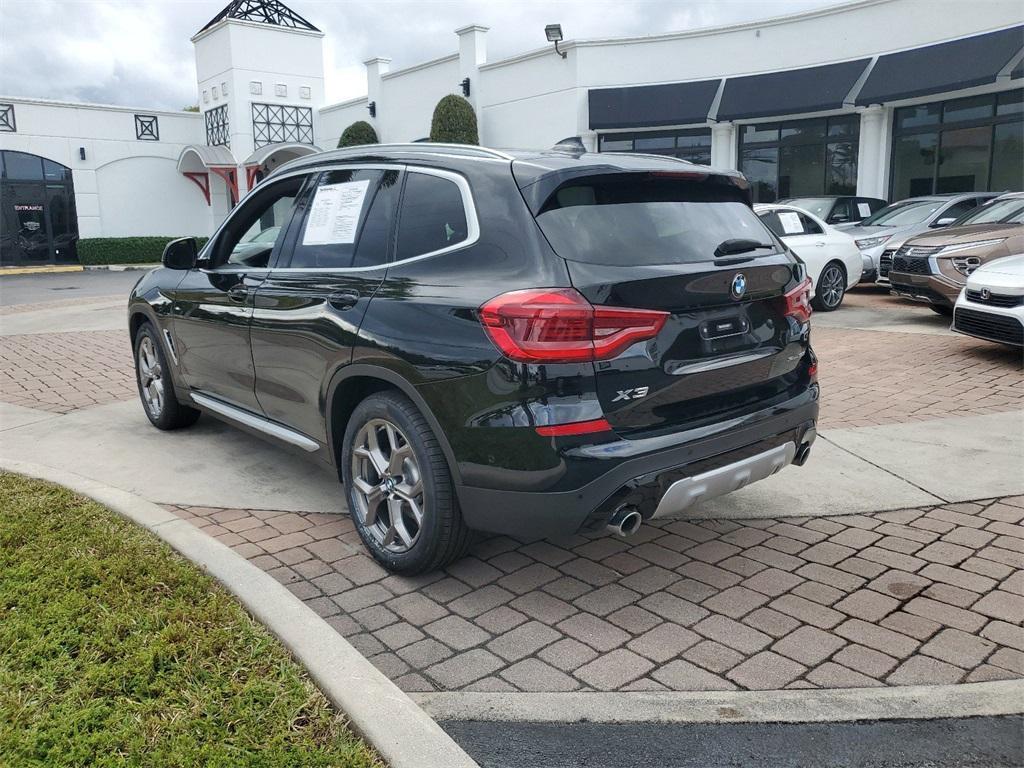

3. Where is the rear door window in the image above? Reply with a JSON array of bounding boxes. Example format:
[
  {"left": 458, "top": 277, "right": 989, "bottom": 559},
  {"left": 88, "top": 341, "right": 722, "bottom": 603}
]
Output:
[
  {"left": 395, "top": 171, "right": 471, "bottom": 261},
  {"left": 288, "top": 169, "right": 390, "bottom": 269},
  {"left": 535, "top": 175, "right": 777, "bottom": 266}
]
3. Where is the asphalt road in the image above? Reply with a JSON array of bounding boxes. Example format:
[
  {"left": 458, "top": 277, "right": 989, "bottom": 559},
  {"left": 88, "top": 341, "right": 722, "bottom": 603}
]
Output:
[
  {"left": 443, "top": 716, "right": 1024, "bottom": 768},
  {"left": 0, "top": 269, "right": 144, "bottom": 306}
]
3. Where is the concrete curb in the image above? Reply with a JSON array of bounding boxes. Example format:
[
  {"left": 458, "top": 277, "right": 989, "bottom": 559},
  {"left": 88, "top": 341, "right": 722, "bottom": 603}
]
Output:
[
  {"left": 82, "top": 264, "right": 160, "bottom": 271},
  {"left": 0, "top": 458, "right": 478, "bottom": 768},
  {"left": 0, "top": 264, "right": 84, "bottom": 275},
  {"left": 414, "top": 680, "right": 1024, "bottom": 724}
]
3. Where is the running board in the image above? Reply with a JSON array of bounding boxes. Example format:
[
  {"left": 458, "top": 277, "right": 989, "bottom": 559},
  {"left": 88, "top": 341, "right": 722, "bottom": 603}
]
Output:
[{"left": 190, "top": 392, "right": 320, "bottom": 452}]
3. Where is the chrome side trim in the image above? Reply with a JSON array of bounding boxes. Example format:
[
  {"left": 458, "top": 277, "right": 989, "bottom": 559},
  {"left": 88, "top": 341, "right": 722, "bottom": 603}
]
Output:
[
  {"left": 652, "top": 442, "right": 796, "bottom": 518},
  {"left": 190, "top": 392, "right": 320, "bottom": 452}
]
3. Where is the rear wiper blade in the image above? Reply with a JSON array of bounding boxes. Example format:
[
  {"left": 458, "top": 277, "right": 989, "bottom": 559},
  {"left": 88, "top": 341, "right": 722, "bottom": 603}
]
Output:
[{"left": 714, "top": 238, "right": 775, "bottom": 259}]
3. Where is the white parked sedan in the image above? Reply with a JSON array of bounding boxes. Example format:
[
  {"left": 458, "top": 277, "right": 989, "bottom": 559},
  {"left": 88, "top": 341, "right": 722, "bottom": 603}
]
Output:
[
  {"left": 952, "top": 254, "right": 1024, "bottom": 348},
  {"left": 754, "top": 204, "right": 863, "bottom": 311}
]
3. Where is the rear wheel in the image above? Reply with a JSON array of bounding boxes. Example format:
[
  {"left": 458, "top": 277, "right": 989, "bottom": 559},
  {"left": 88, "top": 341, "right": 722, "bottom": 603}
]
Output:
[
  {"left": 133, "top": 323, "right": 200, "bottom": 430},
  {"left": 812, "top": 261, "right": 847, "bottom": 311},
  {"left": 341, "top": 391, "right": 471, "bottom": 574},
  {"left": 930, "top": 304, "right": 954, "bottom": 317}
]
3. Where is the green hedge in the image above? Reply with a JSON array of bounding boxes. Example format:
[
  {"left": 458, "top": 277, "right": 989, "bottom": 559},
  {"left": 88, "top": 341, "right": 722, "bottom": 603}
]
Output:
[
  {"left": 337, "top": 121, "right": 379, "bottom": 148},
  {"left": 429, "top": 95, "right": 479, "bottom": 145},
  {"left": 77, "top": 236, "right": 209, "bottom": 265}
]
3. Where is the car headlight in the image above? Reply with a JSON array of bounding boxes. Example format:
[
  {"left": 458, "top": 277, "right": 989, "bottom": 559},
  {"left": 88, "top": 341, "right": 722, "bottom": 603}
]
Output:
[
  {"left": 854, "top": 235, "right": 891, "bottom": 250},
  {"left": 936, "top": 238, "right": 1005, "bottom": 256}
]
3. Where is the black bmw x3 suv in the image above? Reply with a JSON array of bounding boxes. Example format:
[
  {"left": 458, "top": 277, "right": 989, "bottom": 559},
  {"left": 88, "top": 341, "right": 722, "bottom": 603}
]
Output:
[{"left": 129, "top": 143, "right": 819, "bottom": 573}]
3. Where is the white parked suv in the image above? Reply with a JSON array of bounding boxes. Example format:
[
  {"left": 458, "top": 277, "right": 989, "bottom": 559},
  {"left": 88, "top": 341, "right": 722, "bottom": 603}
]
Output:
[
  {"left": 755, "top": 203, "right": 862, "bottom": 311},
  {"left": 952, "top": 254, "right": 1024, "bottom": 348}
]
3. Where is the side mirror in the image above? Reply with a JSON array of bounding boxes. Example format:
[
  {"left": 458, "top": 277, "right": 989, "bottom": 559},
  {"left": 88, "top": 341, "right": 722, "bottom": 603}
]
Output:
[
  {"left": 932, "top": 217, "right": 957, "bottom": 228},
  {"left": 162, "top": 237, "right": 198, "bottom": 270}
]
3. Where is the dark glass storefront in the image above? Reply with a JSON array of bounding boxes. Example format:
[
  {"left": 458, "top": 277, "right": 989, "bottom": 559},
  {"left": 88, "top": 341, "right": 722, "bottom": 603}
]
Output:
[
  {"left": 737, "top": 115, "right": 860, "bottom": 203},
  {"left": 598, "top": 128, "right": 712, "bottom": 165},
  {"left": 0, "top": 150, "right": 78, "bottom": 266},
  {"left": 890, "top": 90, "right": 1024, "bottom": 200}
]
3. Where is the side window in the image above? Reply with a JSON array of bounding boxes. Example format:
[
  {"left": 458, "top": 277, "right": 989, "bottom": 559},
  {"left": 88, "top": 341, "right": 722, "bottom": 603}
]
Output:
[
  {"left": 214, "top": 176, "right": 305, "bottom": 268},
  {"left": 289, "top": 169, "right": 384, "bottom": 269},
  {"left": 758, "top": 212, "right": 786, "bottom": 238},
  {"left": 798, "top": 213, "right": 823, "bottom": 235},
  {"left": 829, "top": 200, "right": 853, "bottom": 223},
  {"left": 760, "top": 209, "right": 810, "bottom": 237},
  {"left": 352, "top": 170, "right": 400, "bottom": 268},
  {"left": 396, "top": 172, "right": 470, "bottom": 261}
]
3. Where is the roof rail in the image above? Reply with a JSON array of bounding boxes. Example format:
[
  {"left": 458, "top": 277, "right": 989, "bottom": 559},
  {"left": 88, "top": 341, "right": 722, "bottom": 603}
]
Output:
[
  {"left": 613, "top": 151, "right": 697, "bottom": 166},
  {"left": 320, "top": 142, "right": 514, "bottom": 161}
]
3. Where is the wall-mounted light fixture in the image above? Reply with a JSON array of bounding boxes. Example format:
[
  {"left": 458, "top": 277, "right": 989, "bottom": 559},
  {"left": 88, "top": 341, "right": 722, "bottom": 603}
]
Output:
[
  {"left": 368, "top": 101, "right": 376, "bottom": 118},
  {"left": 79, "top": 147, "right": 86, "bottom": 161},
  {"left": 545, "top": 24, "right": 567, "bottom": 59},
  {"left": 460, "top": 78, "right": 471, "bottom": 98}
]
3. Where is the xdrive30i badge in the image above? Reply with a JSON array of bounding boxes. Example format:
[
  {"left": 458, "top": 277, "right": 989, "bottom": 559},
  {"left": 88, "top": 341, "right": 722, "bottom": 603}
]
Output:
[{"left": 731, "top": 273, "right": 747, "bottom": 300}]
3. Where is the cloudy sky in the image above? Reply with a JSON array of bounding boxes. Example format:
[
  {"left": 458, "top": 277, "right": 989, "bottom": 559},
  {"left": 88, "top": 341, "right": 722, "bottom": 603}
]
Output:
[{"left": 0, "top": 0, "right": 846, "bottom": 111}]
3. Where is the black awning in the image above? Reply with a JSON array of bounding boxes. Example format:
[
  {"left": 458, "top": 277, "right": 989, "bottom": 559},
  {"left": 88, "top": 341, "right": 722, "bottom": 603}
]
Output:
[
  {"left": 588, "top": 79, "right": 720, "bottom": 130},
  {"left": 716, "top": 59, "right": 871, "bottom": 121},
  {"left": 856, "top": 26, "right": 1024, "bottom": 105}
]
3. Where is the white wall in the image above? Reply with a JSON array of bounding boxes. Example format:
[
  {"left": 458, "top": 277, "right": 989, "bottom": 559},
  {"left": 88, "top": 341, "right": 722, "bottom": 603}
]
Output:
[
  {"left": 0, "top": 97, "right": 211, "bottom": 238},
  {"left": 379, "top": 56, "right": 461, "bottom": 142},
  {"left": 319, "top": 98, "right": 370, "bottom": 149}
]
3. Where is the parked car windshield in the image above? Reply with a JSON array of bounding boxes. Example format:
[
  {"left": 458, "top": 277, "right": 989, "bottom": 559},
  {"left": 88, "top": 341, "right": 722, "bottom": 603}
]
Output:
[
  {"left": 535, "top": 175, "right": 777, "bottom": 266},
  {"left": 781, "top": 198, "right": 833, "bottom": 220},
  {"left": 860, "top": 199, "right": 943, "bottom": 227},
  {"left": 952, "top": 198, "right": 1024, "bottom": 226}
]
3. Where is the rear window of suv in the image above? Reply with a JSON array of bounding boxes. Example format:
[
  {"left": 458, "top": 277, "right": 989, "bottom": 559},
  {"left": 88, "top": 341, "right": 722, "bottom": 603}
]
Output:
[{"left": 534, "top": 175, "right": 776, "bottom": 266}]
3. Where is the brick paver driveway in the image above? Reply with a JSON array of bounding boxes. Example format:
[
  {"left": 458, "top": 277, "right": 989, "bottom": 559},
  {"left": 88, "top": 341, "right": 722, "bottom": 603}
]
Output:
[{"left": 2, "top": 285, "right": 1022, "bottom": 694}]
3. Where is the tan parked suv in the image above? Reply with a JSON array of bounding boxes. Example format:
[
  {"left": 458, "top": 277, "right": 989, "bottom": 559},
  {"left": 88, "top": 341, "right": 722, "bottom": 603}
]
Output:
[{"left": 888, "top": 193, "right": 1024, "bottom": 315}]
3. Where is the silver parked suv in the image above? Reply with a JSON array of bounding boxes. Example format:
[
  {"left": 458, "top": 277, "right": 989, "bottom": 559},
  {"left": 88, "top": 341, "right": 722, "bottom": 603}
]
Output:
[{"left": 837, "top": 193, "right": 998, "bottom": 283}]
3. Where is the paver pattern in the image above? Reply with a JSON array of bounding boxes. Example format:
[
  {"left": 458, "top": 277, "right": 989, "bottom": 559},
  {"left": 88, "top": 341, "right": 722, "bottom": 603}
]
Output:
[
  {"left": 168, "top": 496, "right": 1024, "bottom": 693},
  {"left": 0, "top": 330, "right": 134, "bottom": 413}
]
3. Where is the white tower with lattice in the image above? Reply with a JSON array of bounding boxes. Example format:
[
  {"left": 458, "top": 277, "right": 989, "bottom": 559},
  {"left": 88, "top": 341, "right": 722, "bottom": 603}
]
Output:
[{"left": 190, "top": 0, "right": 326, "bottom": 198}]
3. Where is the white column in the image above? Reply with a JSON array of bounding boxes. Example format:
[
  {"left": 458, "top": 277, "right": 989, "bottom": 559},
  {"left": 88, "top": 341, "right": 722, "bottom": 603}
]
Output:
[
  {"left": 856, "top": 105, "right": 888, "bottom": 199},
  {"left": 711, "top": 122, "right": 737, "bottom": 170},
  {"left": 363, "top": 57, "right": 391, "bottom": 140},
  {"left": 455, "top": 25, "right": 488, "bottom": 141}
]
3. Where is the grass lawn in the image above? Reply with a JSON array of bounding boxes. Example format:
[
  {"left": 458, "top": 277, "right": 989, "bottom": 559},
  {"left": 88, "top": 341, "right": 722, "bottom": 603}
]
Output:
[{"left": 0, "top": 473, "right": 381, "bottom": 768}]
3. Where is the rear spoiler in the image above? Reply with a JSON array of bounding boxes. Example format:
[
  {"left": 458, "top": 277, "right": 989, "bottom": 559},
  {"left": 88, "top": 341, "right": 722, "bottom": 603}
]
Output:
[{"left": 516, "top": 166, "right": 753, "bottom": 215}]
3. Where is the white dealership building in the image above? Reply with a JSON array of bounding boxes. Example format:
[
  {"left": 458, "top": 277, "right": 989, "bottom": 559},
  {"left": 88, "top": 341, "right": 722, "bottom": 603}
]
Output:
[{"left": 0, "top": 0, "right": 1021, "bottom": 265}]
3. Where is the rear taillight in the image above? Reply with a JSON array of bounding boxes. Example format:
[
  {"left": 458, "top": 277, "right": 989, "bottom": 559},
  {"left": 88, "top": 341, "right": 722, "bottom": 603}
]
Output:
[
  {"left": 781, "top": 277, "right": 813, "bottom": 325},
  {"left": 479, "top": 288, "right": 668, "bottom": 363},
  {"left": 536, "top": 418, "right": 613, "bottom": 437}
]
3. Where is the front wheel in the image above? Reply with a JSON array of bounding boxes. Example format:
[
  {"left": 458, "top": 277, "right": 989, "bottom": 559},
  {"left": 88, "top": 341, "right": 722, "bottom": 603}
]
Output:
[
  {"left": 133, "top": 323, "right": 201, "bottom": 430},
  {"left": 341, "top": 391, "right": 471, "bottom": 574},
  {"left": 812, "top": 261, "right": 847, "bottom": 311}
]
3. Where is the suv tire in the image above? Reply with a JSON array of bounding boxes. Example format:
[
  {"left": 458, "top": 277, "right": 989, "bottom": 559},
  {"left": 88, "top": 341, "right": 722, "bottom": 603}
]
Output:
[
  {"left": 134, "top": 323, "right": 201, "bottom": 430},
  {"left": 812, "top": 261, "right": 846, "bottom": 312},
  {"left": 341, "top": 391, "right": 471, "bottom": 574}
]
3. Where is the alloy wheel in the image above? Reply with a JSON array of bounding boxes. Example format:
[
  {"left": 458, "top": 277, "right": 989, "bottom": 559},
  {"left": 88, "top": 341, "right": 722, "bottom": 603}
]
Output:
[
  {"left": 350, "top": 418, "right": 425, "bottom": 553},
  {"left": 137, "top": 336, "right": 164, "bottom": 418},
  {"left": 820, "top": 265, "right": 845, "bottom": 308}
]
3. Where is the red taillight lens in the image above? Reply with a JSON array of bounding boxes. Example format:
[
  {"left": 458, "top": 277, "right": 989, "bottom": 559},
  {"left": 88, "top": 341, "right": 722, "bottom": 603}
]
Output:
[
  {"left": 536, "top": 418, "right": 613, "bottom": 437},
  {"left": 782, "top": 277, "right": 813, "bottom": 325},
  {"left": 479, "top": 288, "right": 668, "bottom": 363}
]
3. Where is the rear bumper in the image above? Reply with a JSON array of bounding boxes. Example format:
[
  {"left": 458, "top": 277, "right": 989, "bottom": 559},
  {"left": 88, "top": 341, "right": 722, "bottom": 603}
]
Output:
[{"left": 456, "top": 385, "right": 819, "bottom": 538}]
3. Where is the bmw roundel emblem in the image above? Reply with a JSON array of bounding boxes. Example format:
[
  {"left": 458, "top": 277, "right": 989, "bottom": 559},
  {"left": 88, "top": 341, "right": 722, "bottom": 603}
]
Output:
[{"left": 731, "top": 273, "right": 747, "bottom": 300}]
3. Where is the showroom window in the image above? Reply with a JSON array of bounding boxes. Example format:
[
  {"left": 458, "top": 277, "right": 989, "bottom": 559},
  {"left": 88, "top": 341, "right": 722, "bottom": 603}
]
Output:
[
  {"left": 737, "top": 115, "right": 860, "bottom": 203},
  {"left": 598, "top": 129, "right": 712, "bottom": 165},
  {"left": 890, "top": 90, "right": 1023, "bottom": 200}
]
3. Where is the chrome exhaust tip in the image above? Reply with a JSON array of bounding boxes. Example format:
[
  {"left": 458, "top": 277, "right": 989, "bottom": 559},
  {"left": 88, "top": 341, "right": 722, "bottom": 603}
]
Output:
[
  {"left": 607, "top": 505, "right": 643, "bottom": 538},
  {"left": 793, "top": 428, "right": 816, "bottom": 467}
]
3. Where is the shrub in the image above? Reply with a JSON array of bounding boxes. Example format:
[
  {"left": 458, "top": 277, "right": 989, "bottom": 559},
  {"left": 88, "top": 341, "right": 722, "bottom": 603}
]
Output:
[
  {"left": 77, "top": 236, "right": 209, "bottom": 265},
  {"left": 429, "top": 95, "right": 479, "bottom": 145},
  {"left": 337, "top": 121, "right": 379, "bottom": 148}
]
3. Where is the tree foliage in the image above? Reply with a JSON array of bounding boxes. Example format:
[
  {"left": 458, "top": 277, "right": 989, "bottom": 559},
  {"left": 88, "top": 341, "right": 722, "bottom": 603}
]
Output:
[
  {"left": 429, "top": 95, "right": 479, "bottom": 145},
  {"left": 337, "top": 121, "right": 379, "bottom": 148}
]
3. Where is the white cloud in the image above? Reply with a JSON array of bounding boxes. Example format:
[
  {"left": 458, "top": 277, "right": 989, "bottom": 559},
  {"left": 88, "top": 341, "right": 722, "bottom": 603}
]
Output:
[{"left": 0, "top": 0, "right": 845, "bottom": 110}]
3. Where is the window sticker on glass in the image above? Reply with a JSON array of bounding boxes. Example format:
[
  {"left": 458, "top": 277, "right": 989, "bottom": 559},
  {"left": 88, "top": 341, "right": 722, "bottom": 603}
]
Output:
[
  {"left": 302, "top": 179, "right": 371, "bottom": 245},
  {"left": 857, "top": 203, "right": 872, "bottom": 217},
  {"left": 777, "top": 210, "right": 804, "bottom": 235}
]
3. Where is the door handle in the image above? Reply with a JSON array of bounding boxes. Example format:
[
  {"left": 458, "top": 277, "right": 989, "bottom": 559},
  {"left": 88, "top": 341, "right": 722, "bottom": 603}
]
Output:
[
  {"left": 328, "top": 290, "right": 360, "bottom": 310},
  {"left": 227, "top": 284, "right": 249, "bottom": 303},
  {"left": 814, "top": 242, "right": 826, "bottom": 247}
]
